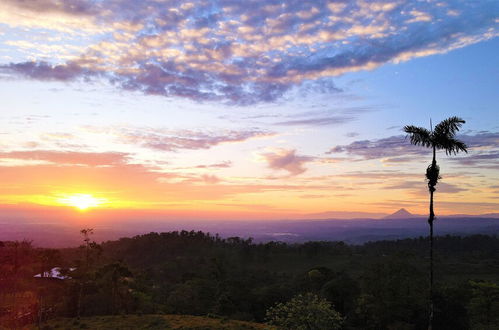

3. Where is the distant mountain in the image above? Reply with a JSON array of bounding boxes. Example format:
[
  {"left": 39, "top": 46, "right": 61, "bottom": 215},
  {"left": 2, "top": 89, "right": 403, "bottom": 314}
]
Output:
[{"left": 384, "top": 208, "right": 421, "bottom": 219}]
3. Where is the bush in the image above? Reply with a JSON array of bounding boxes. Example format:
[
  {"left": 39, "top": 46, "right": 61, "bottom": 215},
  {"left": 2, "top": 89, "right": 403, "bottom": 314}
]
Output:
[
  {"left": 266, "top": 293, "right": 343, "bottom": 330},
  {"left": 468, "top": 280, "right": 499, "bottom": 329}
]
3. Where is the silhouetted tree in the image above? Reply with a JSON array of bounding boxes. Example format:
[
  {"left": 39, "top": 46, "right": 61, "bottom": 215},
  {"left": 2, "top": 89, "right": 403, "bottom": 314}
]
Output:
[
  {"left": 93, "top": 262, "right": 133, "bottom": 315},
  {"left": 75, "top": 228, "right": 101, "bottom": 319},
  {"left": 36, "top": 248, "right": 61, "bottom": 327},
  {"left": 404, "top": 116, "right": 467, "bottom": 329}
]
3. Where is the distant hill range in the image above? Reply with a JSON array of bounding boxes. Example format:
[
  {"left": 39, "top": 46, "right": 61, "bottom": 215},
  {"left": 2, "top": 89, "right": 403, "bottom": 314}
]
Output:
[
  {"left": 443, "top": 213, "right": 499, "bottom": 219},
  {"left": 382, "top": 208, "right": 499, "bottom": 220},
  {"left": 305, "top": 210, "right": 388, "bottom": 219},
  {"left": 0, "top": 208, "right": 498, "bottom": 247},
  {"left": 307, "top": 208, "right": 499, "bottom": 220}
]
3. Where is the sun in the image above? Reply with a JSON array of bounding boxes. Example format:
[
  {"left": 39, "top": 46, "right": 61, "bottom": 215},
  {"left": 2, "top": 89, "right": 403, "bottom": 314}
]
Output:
[{"left": 57, "top": 194, "right": 106, "bottom": 211}]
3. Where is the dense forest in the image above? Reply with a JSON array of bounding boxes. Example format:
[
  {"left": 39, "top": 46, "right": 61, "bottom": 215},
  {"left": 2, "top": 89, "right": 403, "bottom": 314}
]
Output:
[{"left": 1, "top": 231, "right": 499, "bottom": 329}]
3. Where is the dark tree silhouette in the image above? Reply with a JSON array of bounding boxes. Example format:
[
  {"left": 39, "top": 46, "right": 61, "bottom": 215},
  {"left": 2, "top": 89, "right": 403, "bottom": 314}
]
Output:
[
  {"left": 76, "top": 228, "right": 101, "bottom": 319},
  {"left": 404, "top": 117, "right": 467, "bottom": 330}
]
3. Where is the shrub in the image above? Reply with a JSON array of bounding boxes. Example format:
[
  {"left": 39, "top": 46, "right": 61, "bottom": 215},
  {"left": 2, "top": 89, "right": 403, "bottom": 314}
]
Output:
[{"left": 266, "top": 293, "right": 343, "bottom": 330}]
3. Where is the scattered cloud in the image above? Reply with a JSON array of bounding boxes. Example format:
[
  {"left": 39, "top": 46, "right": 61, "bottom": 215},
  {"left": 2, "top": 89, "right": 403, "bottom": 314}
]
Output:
[
  {"left": 243, "top": 106, "right": 375, "bottom": 127},
  {"left": 116, "top": 128, "right": 273, "bottom": 152},
  {"left": 1, "top": 0, "right": 496, "bottom": 104},
  {"left": 274, "top": 115, "right": 353, "bottom": 126},
  {"left": 381, "top": 156, "right": 418, "bottom": 163},
  {"left": 261, "top": 149, "right": 314, "bottom": 176},
  {"left": 444, "top": 132, "right": 499, "bottom": 167},
  {"left": 194, "top": 161, "right": 232, "bottom": 169},
  {"left": 462, "top": 132, "right": 499, "bottom": 149},
  {"left": 201, "top": 174, "right": 221, "bottom": 184},
  {"left": 2, "top": 61, "right": 96, "bottom": 81},
  {"left": 386, "top": 181, "right": 467, "bottom": 194},
  {"left": 328, "top": 132, "right": 499, "bottom": 164},
  {"left": 326, "top": 135, "right": 425, "bottom": 159},
  {"left": 300, "top": 194, "right": 327, "bottom": 199},
  {"left": 450, "top": 152, "right": 499, "bottom": 166},
  {"left": 0, "top": 150, "right": 129, "bottom": 167}
]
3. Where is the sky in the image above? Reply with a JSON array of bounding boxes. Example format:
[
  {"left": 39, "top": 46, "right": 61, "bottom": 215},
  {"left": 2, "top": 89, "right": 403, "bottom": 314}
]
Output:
[{"left": 0, "top": 0, "right": 498, "bottom": 222}]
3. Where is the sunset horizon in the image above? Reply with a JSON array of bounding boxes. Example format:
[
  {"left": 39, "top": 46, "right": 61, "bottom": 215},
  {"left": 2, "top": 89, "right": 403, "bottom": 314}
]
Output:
[
  {"left": 1, "top": 1, "right": 499, "bottom": 328},
  {"left": 1, "top": 1, "right": 498, "bottom": 224}
]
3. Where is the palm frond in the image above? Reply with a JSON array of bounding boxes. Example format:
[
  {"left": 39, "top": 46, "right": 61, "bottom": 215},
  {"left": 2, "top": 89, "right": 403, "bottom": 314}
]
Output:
[
  {"left": 433, "top": 116, "right": 465, "bottom": 138},
  {"left": 403, "top": 125, "right": 432, "bottom": 147},
  {"left": 434, "top": 137, "right": 468, "bottom": 155}
]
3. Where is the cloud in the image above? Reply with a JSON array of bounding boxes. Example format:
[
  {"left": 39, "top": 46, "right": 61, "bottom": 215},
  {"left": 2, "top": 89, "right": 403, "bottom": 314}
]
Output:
[
  {"left": 300, "top": 194, "right": 327, "bottom": 199},
  {"left": 0, "top": 150, "right": 129, "bottom": 167},
  {"left": 450, "top": 152, "right": 499, "bottom": 166},
  {"left": 381, "top": 156, "right": 417, "bottom": 163},
  {"left": 274, "top": 115, "right": 353, "bottom": 126},
  {"left": 445, "top": 132, "right": 499, "bottom": 167},
  {"left": 241, "top": 106, "right": 374, "bottom": 127},
  {"left": 194, "top": 161, "right": 232, "bottom": 169},
  {"left": 328, "top": 132, "right": 499, "bottom": 163},
  {"left": 462, "top": 132, "right": 499, "bottom": 149},
  {"left": 117, "top": 128, "right": 272, "bottom": 152},
  {"left": 2, "top": 61, "right": 96, "bottom": 81},
  {"left": 261, "top": 149, "right": 314, "bottom": 176},
  {"left": 0, "top": 0, "right": 101, "bottom": 34},
  {"left": 1, "top": 0, "right": 497, "bottom": 104},
  {"left": 337, "top": 170, "right": 415, "bottom": 180},
  {"left": 327, "top": 135, "right": 426, "bottom": 159},
  {"left": 386, "top": 181, "right": 467, "bottom": 194},
  {"left": 201, "top": 174, "right": 221, "bottom": 184},
  {"left": 1, "top": 0, "right": 95, "bottom": 16}
]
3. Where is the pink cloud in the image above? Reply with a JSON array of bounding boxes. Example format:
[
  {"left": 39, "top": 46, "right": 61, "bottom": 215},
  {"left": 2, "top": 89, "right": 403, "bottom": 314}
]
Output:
[
  {"left": 0, "top": 150, "right": 129, "bottom": 167},
  {"left": 262, "top": 149, "right": 314, "bottom": 176}
]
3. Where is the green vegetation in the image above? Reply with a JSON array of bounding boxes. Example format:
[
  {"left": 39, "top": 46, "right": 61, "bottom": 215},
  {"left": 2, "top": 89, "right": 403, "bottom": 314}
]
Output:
[
  {"left": 27, "top": 314, "right": 270, "bottom": 329},
  {"left": 1, "top": 231, "right": 499, "bottom": 329},
  {"left": 266, "top": 293, "right": 343, "bottom": 330}
]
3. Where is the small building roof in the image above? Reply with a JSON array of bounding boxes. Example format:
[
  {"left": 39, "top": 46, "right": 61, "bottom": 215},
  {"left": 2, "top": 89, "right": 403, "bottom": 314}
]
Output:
[{"left": 34, "top": 267, "right": 75, "bottom": 280}]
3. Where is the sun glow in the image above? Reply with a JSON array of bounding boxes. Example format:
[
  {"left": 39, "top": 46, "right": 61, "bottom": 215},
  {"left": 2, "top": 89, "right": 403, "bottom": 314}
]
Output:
[{"left": 57, "top": 194, "right": 107, "bottom": 211}]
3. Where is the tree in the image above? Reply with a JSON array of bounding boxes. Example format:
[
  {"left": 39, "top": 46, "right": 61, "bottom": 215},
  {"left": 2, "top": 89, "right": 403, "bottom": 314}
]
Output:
[
  {"left": 94, "top": 262, "right": 133, "bottom": 315},
  {"left": 74, "top": 228, "right": 101, "bottom": 319},
  {"left": 354, "top": 257, "right": 426, "bottom": 329},
  {"left": 36, "top": 248, "right": 61, "bottom": 327},
  {"left": 404, "top": 117, "right": 467, "bottom": 329},
  {"left": 468, "top": 281, "right": 499, "bottom": 329},
  {"left": 266, "top": 293, "right": 343, "bottom": 330}
]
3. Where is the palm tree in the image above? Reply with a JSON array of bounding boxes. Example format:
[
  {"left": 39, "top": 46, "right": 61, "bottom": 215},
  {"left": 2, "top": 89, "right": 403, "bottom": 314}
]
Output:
[{"left": 404, "top": 117, "right": 467, "bottom": 329}]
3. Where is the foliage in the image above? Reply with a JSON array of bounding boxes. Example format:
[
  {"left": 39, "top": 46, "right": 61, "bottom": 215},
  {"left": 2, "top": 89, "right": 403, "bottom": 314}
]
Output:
[
  {"left": 468, "top": 280, "right": 499, "bottom": 329},
  {"left": 28, "top": 314, "right": 271, "bottom": 330},
  {"left": 2, "top": 232, "right": 499, "bottom": 329},
  {"left": 266, "top": 293, "right": 343, "bottom": 330},
  {"left": 404, "top": 117, "right": 467, "bottom": 155},
  {"left": 404, "top": 116, "right": 467, "bottom": 190},
  {"left": 353, "top": 258, "right": 426, "bottom": 329}
]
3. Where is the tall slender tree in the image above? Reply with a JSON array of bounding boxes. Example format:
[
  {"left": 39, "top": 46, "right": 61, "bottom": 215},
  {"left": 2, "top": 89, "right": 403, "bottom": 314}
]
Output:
[{"left": 404, "top": 117, "right": 467, "bottom": 330}]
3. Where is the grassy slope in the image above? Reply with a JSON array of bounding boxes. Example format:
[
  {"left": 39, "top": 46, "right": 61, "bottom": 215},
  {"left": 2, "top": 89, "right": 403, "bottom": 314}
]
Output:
[{"left": 27, "top": 314, "right": 273, "bottom": 330}]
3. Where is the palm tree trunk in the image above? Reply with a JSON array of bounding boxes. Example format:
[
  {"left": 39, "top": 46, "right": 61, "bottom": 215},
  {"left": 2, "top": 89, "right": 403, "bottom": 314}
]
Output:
[
  {"left": 428, "top": 146, "right": 436, "bottom": 330},
  {"left": 428, "top": 189, "right": 434, "bottom": 330}
]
